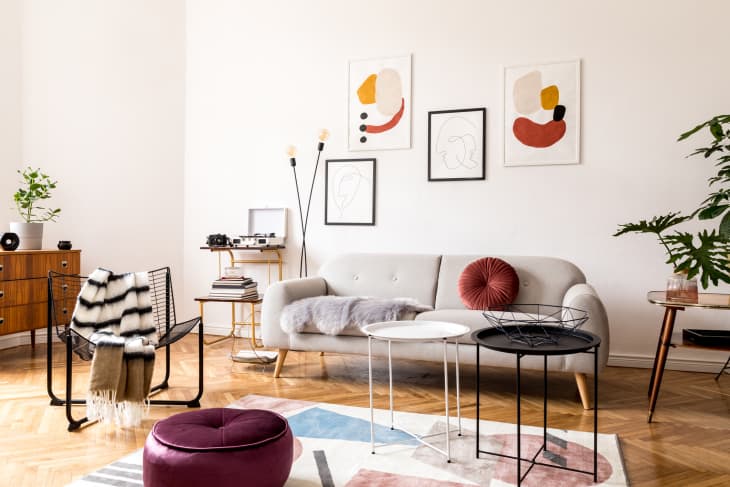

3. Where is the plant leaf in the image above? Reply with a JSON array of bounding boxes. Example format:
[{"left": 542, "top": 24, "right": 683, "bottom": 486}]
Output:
[
  {"left": 613, "top": 212, "right": 690, "bottom": 237},
  {"left": 664, "top": 230, "right": 730, "bottom": 288}
]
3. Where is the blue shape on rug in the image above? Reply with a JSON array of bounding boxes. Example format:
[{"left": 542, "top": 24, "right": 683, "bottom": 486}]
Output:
[{"left": 287, "top": 407, "right": 418, "bottom": 445}]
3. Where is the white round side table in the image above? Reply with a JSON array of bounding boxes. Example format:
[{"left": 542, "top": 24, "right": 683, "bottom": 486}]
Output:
[{"left": 361, "top": 320, "right": 470, "bottom": 462}]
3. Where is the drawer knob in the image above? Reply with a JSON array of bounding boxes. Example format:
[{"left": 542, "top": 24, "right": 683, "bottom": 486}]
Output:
[
  {"left": 61, "top": 260, "right": 68, "bottom": 268},
  {"left": 0, "top": 318, "right": 3, "bottom": 326},
  {"left": 62, "top": 307, "right": 68, "bottom": 315},
  {"left": 62, "top": 284, "right": 68, "bottom": 291},
  {"left": 0, "top": 264, "right": 3, "bottom": 272},
  {"left": 0, "top": 290, "right": 3, "bottom": 298}
]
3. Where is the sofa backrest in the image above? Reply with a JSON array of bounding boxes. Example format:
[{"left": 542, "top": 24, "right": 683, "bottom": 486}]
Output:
[
  {"left": 435, "top": 255, "right": 586, "bottom": 309},
  {"left": 318, "top": 253, "right": 442, "bottom": 307}
]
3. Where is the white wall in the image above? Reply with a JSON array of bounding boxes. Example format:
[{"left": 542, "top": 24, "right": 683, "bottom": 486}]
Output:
[
  {"left": 21, "top": 1, "right": 186, "bottom": 287},
  {"left": 184, "top": 0, "right": 730, "bottom": 368},
  {"left": 0, "top": 0, "right": 21, "bottom": 229}
]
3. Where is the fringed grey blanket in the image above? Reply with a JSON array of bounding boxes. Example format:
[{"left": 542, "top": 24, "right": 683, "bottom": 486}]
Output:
[
  {"left": 280, "top": 296, "right": 432, "bottom": 335},
  {"left": 70, "top": 268, "right": 157, "bottom": 427}
]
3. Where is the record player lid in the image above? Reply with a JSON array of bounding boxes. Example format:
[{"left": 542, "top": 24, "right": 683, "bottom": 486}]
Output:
[{"left": 248, "top": 208, "right": 287, "bottom": 238}]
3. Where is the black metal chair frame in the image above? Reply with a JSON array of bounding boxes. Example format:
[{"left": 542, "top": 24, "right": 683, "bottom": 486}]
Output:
[{"left": 46, "top": 267, "right": 204, "bottom": 431}]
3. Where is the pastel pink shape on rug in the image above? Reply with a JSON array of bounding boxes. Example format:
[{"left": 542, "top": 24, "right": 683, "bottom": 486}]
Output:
[
  {"left": 345, "top": 468, "right": 473, "bottom": 486},
  {"left": 489, "top": 434, "right": 613, "bottom": 486}
]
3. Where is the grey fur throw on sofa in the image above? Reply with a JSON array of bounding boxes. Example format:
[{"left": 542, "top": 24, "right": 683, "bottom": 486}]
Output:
[{"left": 280, "top": 296, "right": 432, "bottom": 335}]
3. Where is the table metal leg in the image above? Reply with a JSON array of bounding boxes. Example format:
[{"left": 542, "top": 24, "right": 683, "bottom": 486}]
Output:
[
  {"left": 476, "top": 342, "right": 480, "bottom": 459},
  {"left": 648, "top": 307, "right": 676, "bottom": 396},
  {"left": 368, "top": 336, "right": 374, "bottom": 454},
  {"left": 648, "top": 307, "right": 678, "bottom": 422},
  {"left": 456, "top": 339, "right": 461, "bottom": 436},
  {"left": 594, "top": 345, "right": 599, "bottom": 482},
  {"left": 543, "top": 354, "right": 547, "bottom": 449},
  {"left": 388, "top": 340, "right": 393, "bottom": 430},
  {"left": 443, "top": 338, "right": 451, "bottom": 462},
  {"left": 517, "top": 353, "right": 522, "bottom": 486}
]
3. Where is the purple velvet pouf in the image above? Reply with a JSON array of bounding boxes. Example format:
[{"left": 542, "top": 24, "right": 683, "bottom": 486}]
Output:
[{"left": 143, "top": 408, "right": 293, "bottom": 487}]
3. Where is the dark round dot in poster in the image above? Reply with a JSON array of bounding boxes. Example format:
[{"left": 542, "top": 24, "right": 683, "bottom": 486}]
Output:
[
  {"left": 359, "top": 124, "right": 366, "bottom": 132},
  {"left": 360, "top": 136, "right": 367, "bottom": 143},
  {"left": 360, "top": 112, "right": 368, "bottom": 120}
]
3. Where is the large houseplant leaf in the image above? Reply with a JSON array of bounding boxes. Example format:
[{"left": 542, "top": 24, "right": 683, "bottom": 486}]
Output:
[{"left": 664, "top": 230, "right": 730, "bottom": 288}]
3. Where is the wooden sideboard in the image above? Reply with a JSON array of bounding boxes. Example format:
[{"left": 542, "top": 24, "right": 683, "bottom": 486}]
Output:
[{"left": 0, "top": 249, "right": 81, "bottom": 345}]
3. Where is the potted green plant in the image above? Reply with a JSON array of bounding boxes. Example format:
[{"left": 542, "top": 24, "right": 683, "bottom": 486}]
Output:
[
  {"left": 10, "top": 167, "right": 61, "bottom": 250},
  {"left": 614, "top": 115, "right": 730, "bottom": 291}
]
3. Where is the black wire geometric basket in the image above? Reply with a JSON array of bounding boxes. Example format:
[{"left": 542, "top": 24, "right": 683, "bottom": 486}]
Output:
[{"left": 482, "top": 304, "right": 589, "bottom": 347}]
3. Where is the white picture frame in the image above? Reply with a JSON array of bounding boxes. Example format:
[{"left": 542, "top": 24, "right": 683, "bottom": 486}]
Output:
[
  {"left": 348, "top": 55, "right": 411, "bottom": 151},
  {"left": 503, "top": 59, "right": 581, "bottom": 166}
]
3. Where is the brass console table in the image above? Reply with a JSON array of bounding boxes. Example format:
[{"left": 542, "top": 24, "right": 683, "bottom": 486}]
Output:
[
  {"left": 199, "top": 246, "right": 284, "bottom": 348},
  {"left": 646, "top": 291, "right": 730, "bottom": 422}
]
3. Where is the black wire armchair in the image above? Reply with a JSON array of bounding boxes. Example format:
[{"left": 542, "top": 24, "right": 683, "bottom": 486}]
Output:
[{"left": 46, "top": 267, "right": 203, "bottom": 431}]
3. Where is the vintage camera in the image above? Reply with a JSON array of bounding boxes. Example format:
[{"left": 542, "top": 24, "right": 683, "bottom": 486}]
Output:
[{"left": 206, "top": 233, "right": 231, "bottom": 247}]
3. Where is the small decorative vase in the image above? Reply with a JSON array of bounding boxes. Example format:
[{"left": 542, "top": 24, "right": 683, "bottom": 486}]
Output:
[
  {"left": 9, "top": 222, "right": 44, "bottom": 250},
  {"left": 57, "top": 240, "right": 72, "bottom": 250},
  {"left": 666, "top": 272, "right": 698, "bottom": 303}
]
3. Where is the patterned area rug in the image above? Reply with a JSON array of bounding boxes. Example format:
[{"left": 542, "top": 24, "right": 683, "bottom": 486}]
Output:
[{"left": 69, "top": 394, "right": 628, "bottom": 486}]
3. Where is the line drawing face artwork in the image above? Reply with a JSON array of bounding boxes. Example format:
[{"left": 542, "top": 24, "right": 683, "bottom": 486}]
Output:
[
  {"left": 428, "top": 108, "right": 486, "bottom": 181},
  {"left": 435, "top": 116, "right": 479, "bottom": 170},
  {"left": 325, "top": 159, "right": 376, "bottom": 226}
]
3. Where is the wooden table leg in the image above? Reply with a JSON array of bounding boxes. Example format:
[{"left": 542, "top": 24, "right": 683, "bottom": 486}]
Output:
[
  {"left": 648, "top": 307, "right": 673, "bottom": 396},
  {"left": 648, "top": 306, "right": 679, "bottom": 422},
  {"left": 30, "top": 329, "right": 36, "bottom": 348}
]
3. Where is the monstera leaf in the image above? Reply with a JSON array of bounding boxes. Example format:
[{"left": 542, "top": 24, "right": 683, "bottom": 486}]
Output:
[
  {"left": 663, "top": 230, "right": 730, "bottom": 288},
  {"left": 613, "top": 212, "right": 691, "bottom": 237}
]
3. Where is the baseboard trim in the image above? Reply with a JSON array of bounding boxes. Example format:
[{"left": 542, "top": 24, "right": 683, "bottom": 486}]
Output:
[{"left": 608, "top": 353, "right": 727, "bottom": 373}]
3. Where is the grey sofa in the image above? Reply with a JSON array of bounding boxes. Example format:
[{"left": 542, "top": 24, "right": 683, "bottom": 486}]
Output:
[{"left": 262, "top": 253, "right": 609, "bottom": 409}]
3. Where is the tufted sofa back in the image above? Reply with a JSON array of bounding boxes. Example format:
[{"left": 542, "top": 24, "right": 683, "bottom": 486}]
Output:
[
  {"left": 318, "top": 253, "right": 442, "bottom": 307},
  {"left": 435, "top": 255, "right": 586, "bottom": 309}
]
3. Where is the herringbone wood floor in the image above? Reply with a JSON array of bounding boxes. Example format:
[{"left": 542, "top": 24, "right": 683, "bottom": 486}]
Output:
[{"left": 1, "top": 334, "right": 729, "bottom": 486}]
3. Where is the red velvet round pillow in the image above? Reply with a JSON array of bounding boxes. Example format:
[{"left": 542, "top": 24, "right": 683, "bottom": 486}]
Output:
[{"left": 458, "top": 257, "right": 519, "bottom": 310}]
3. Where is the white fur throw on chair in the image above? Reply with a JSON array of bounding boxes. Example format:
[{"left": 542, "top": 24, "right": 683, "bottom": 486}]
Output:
[{"left": 280, "top": 296, "right": 432, "bottom": 335}]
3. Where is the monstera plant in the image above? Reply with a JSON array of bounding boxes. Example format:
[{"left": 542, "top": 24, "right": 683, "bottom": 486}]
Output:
[{"left": 614, "top": 115, "right": 730, "bottom": 289}]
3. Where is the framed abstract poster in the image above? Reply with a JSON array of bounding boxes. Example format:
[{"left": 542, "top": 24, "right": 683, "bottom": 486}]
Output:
[
  {"left": 325, "top": 158, "right": 376, "bottom": 225},
  {"left": 428, "top": 107, "right": 486, "bottom": 181},
  {"left": 348, "top": 55, "right": 411, "bottom": 151},
  {"left": 503, "top": 60, "right": 581, "bottom": 166}
]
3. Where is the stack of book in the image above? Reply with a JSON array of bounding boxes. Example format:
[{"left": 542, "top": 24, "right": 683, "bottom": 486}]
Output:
[{"left": 208, "top": 276, "right": 258, "bottom": 299}]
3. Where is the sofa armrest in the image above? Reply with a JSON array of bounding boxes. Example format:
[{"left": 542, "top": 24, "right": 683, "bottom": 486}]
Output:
[
  {"left": 562, "top": 283, "right": 610, "bottom": 374},
  {"left": 262, "top": 277, "right": 328, "bottom": 349}
]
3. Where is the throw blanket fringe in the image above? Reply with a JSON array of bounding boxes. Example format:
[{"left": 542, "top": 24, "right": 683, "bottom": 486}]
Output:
[
  {"left": 71, "top": 268, "right": 156, "bottom": 427},
  {"left": 280, "top": 296, "right": 432, "bottom": 335}
]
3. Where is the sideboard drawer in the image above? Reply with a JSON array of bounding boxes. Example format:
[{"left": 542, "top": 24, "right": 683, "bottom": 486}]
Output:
[
  {"left": 46, "top": 252, "right": 80, "bottom": 275},
  {"left": 0, "top": 302, "right": 48, "bottom": 335},
  {"left": 0, "top": 278, "right": 47, "bottom": 307},
  {"left": 0, "top": 250, "right": 80, "bottom": 280}
]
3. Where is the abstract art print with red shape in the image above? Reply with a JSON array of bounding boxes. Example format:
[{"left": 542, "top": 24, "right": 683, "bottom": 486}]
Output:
[
  {"left": 503, "top": 59, "right": 581, "bottom": 166},
  {"left": 348, "top": 54, "right": 411, "bottom": 151}
]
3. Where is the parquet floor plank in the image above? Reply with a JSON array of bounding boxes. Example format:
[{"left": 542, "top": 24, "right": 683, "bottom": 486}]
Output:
[{"left": 0, "top": 334, "right": 728, "bottom": 485}]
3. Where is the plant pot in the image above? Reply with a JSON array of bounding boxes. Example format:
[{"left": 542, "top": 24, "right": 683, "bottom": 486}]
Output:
[{"left": 9, "top": 222, "right": 44, "bottom": 250}]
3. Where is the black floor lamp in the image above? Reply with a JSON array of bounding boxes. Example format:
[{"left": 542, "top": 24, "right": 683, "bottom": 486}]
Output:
[{"left": 288, "top": 129, "right": 329, "bottom": 277}]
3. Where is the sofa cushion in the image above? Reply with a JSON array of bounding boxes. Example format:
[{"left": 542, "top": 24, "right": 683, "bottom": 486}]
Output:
[
  {"left": 458, "top": 257, "right": 519, "bottom": 310},
  {"left": 318, "top": 253, "right": 441, "bottom": 307},
  {"left": 436, "top": 255, "right": 586, "bottom": 310}
]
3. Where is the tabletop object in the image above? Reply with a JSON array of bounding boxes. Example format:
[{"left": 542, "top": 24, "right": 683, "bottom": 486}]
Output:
[{"left": 482, "top": 304, "right": 589, "bottom": 347}]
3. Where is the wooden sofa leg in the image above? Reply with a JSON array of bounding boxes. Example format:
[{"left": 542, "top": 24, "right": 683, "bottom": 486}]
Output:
[
  {"left": 273, "top": 349, "right": 288, "bottom": 378},
  {"left": 575, "top": 372, "right": 592, "bottom": 410}
]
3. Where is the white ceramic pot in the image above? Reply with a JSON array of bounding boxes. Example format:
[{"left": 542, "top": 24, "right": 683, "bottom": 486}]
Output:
[{"left": 9, "top": 222, "right": 44, "bottom": 250}]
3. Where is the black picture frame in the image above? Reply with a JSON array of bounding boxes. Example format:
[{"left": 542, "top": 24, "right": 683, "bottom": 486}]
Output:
[
  {"left": 428, "top": 107, "right": 486, "bottom": 181},
  {"left": 325, "top": 158, "right": 376, "bottom": 226}
]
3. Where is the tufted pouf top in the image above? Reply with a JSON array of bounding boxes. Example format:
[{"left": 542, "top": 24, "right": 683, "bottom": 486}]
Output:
[{"left": 152, "top": 408, "right": 289, "bottom": 452}]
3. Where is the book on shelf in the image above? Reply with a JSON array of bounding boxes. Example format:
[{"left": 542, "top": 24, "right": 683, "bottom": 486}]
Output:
[{"left": 208, "top": 277, "right": 258, "bottom": 299}]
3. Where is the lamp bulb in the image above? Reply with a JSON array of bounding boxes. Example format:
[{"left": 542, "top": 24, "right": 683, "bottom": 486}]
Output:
[
  {"left": 318, "top": 128, "right": 330, "bottom": 142},
  {"left": 286, "top": 145, "right": 297, "bottom": 157}
]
